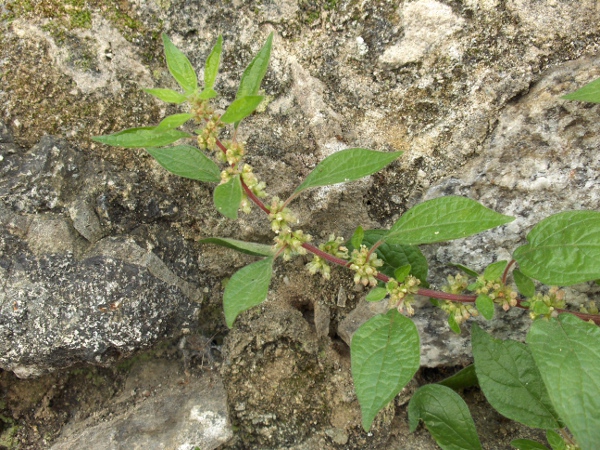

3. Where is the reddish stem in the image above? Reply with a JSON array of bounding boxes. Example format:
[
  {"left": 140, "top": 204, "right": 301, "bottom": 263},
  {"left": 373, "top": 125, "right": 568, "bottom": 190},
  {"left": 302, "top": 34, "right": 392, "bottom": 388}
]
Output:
[{"left": 502, "top": 259, "right": 517, "bottom": 284}]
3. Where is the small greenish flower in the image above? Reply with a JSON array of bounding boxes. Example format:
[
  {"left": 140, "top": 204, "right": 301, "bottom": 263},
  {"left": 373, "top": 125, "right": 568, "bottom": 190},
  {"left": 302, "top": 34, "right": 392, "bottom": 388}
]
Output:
[
  {"left": 524, "top": 286, "right": 566, "bottom": 320},
  {"left": 274, "top": 229, "right": 312, "bottom": 261},
  {"left": 241, "top": 164, "right": 267, "bottom": 198},
  {"left": 469, "top": 276, "right": 518, "bottom": 312},
  {"left": 306, "top": 255, "right": 331, "bottom": 279},
  {"left": 386, "top": 275, "right": 420, "bottom": 316},
  {"left": 442, "top": 273, "right": 469, "bottom": 295},
  {"left": 268, "top": 197, "right": 298, "bottom": 234},
  {"left": 438, "top": 300, "right": 479, "bottom": 325},
  {"left": 349, "top": 245, "right": 384, "bottom": 287}
]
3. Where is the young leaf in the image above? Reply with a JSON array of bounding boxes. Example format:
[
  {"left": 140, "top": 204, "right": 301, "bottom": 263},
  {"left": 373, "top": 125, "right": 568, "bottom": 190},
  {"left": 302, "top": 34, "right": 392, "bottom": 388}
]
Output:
[
  {"left": 294, "top": 149, "right": 402, "bottom": 194},
  {"left": 562, "top": 76, "right": 600, "bottom": 103},
  {"left": 213, "top": 175, "right": 243, "bottom": 219},
  {"left": 351, "top": 226, "right": 364, "bottom": 249},
  {"left": 408, "top": 384, "right": 483, "bottom": 450},
  {"left": 511, "top": 439, "right": 550, "bottom": 450},
  {"left": 438, "top": 364, "right": 479, "bottom": 390},
  {"left": 447, "top": 315, "right": 461, "bottom": 334},
  {"left": 513, "top": 269, "right": 536, "bottom": 298},
  {"left": 483, "top": 260, "right": 508, "bottom": 281},
  {"left": 220, "top": 96, "right": 264, "bottom": 124},
  {"left": 545, "top": 430, "right": 566, "bottom": 450},
  {"left": 384, "top": 196, "right": 514, "bottom": 246},
  {"left": 204, "top": 35, "right": 223, "bottom": 90},
  {"left": 471, "top": 324, "right": 561, "bottom": 430},
  {"left": 92, "top": 127, "right": 190, "bottom": 148},
  {"left": 448, "top": 263, "right": 479, "bottom": 278},
  {"left": 394, "top": 264, "right": 411, "bottom": 283},
  {"left": 198, "top": 88, "right": 218, "bottom": 100},
  {"left": 475, "top": 295, "right": 495, "bottom": 320},
  {"left": 513, "top": 210, "right": 600, "bottom": 285},
  {"left": 223, "top": 257, "right": 273, "bottom": 328},
  {"left": 155, "top": 113, "right": 194, "bottom": 131},
  {"left": 145, "top": 145, "right": 220, "bottom": 182},
  {"left": 365, "top": 287, "right": 387, "bottom": 302},
  {"left": 351, "top": 309, "right": 420, "bottom": 431},
  {"left": 199, "top": 237, "right": 274, "bottom": 257},
  {"left": 236, "top": 33, "right": 273, "bottom": 99},
  {"left": 162, "top": 33, "right": 198, "bottom": 93},
  {"left": 143, "top": 88, "right": 188, "bottom": 104},
  {"left": 527, "top": 314, "right": 600, "bottom": 449}
]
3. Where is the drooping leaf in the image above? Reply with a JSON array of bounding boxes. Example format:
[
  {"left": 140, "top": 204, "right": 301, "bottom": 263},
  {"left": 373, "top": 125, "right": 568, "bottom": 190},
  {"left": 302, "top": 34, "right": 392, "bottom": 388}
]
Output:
[
  {"left": 545, "top": 430, "right": 566, "bottom": 450},
  {"left": 92, "top": 127, "right": 190, "bottom": 148},
  {"left": 527, "top": 314, "right": 600, "bottom": 449},
  {"left": 155, "top": 113, "right": 194, "bottom": 131},
  {"left": 223, "top": 257, "right": 273, "bottom": 328},
  {"left": 511, "top": 439, "right": 550, "bottom": 450},
  {"left": 483, "top": 260, "right": 508, "bottom": 281},
  {"left": 408, "top": 384, "right": 482, "bottom": 450},
  {"left": 513, "top": 269, "right": 536, "bottom": 298},
  {"left": 351, "top": 309, "right": 420, "bottom": 431},
  {"left": 513, "top": 211, "right": 600, "bottom": 285},
  {"left": 475, "top": 295, "right": 495, "bottom": 320},
  {"left": 213, "top": 175, "right": 243, "bottom": 219},
  {"left": 204, "top": 35, "right": 223, "bottom": 90},
  {"left": 162, "top": 33, "right": 197, "bottom": 93},
  {"left": 471, "top": 324, "right": 561, "bottom": 429},
  {"left": 448, "top": 263, "right": 479, "bottom": 278},
  {"left": 294, "top": 149, "right": 402, "bottom": 194},
  {"left": 145, "top": 145, "right": 220, "bottom": 182},
  {"left": 220, "top": 96, "right": 263, "bottom": 124},
  {"left": 365, "top": 287, "right": 388, "bottom": 302},
  {"left": 143, "top": 88, "right": 188, "bottom": 104},
  {"left": 236, "top": 33, "right": 273, "bottom": 99},
  {"left": 351, "top": 226, "right": 364, "bottom": 249},
  {"left": 562, "top": 76, "right": 600, "bottom": 103},
  {"left": 385, "top": 196, "right": 514, "bottom": 246},
  {"left": 438, "top": 364, "right": 479, "bottom": 390},
  {"left": 198, "top": 237, "right": 274, "bottom": 257}
]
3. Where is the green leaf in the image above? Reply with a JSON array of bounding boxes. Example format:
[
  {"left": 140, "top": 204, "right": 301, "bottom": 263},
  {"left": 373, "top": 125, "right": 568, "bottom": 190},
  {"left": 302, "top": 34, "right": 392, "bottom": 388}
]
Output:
[
  {"left": 408, "top": 384, "right": 482, "bottom": 450},
  {"left": 513, "top": 269, "right": 536, "bottom": 298},
  {"left": 394, "top": 264, "right": 411, "bottom": 283},
  {"left": 449, "top": 263, "right": 479, "bottom": 278},
  {"left": 562, "top": 76, "right": 600, "bottom": 103},
  {"left": 220, "top": 96, "right": 264, "bottom": 124},
  {"left": 483, "top": 260, "right": 507, "bottom": 281},
  {"left": 143, "top": 88, "right": 188, "bottom": 104},
  {"left": 351, "top": 226, "right": 364, "bottom": 249},
  {"left": 475, "top": 295, "right": 495, "bottom": 320},
  {"left": 546, "top": 430, "right": 566, "bottom": 450},
  {"left": 236, "top": 33, "right": 273, "bottom": 99},
  {"left": 355, "top": 230, "right": 429, "bottom": 285},
  {"left": 351, "top": 309, "right": 420, "bottom": 431},
  {"left": 213, "top": 175, "right": 243, "bottom": 219},
  {"left": 198, "top": 87, "right": 218, "bottom": 100},
  {"left": 527, "top": 314, "right": 600, "bottom": 449},
  {"left": 385, "top": 196, "right": 514, "bottom": 246},
  {"left": 511, "top": 439, "right": 550, "bottom": 450},
  {"left": 199, "top": 237, "right": 274, "bottom": 257},
  {"left": 438, "top": 364, "right": 479, "bottom": 390},
  {"left": 471, "top": 324, "right": 561, "bottom": 429},
  {"left": 365, "top": 287, "right": 387, "bottom": 302},
  {"left": 513, "top": 211, "right": 600, "bottom": 285},
  {"left": 447, "top": 315, "right": 461, "bottom": 334},
  {"left": 162, "top": 33, "right": 197, "bottom": 93},
  {"left": 204, "top": 35, "right": 223, "bottom": 90},
  {"left": 155, "top": 113, "right": 194, "bottom": 131},
  {"left": 294, "top": 149, "right": 402, "bottom": 194},
  {"left": 92, "top": 127, "right": 190, "bottom": 148},
  {"left": 223, "top": 257, "right": 273, "bottom": 328},
  {"left": 145, "top": 145, "right": 220, "bottom": 182}
]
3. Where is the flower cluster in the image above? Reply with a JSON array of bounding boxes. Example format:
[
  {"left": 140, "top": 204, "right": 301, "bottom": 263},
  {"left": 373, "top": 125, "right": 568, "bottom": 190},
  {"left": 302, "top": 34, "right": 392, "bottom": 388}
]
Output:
[
  {"left": 442, "top": 273, "right": 469, "bottom": 295},
  {"left": 190, "top": 97, "right": 215, "bottom": 122},
  {"left": 386, "top": 275, "right": 421, "bottom": 316},
  {"left": 523, "top": 286, "right": 566, "bottom": 320},
  {"left": 241, "top": 164, "right": 266, "bottom": 198},
  {"left": 349, "top": 245, "right": 384, "bottom": 287},
  {"left": 197, "top": 118, "right": 223, "bottom": 151},
  {"left": 268, "top": 197, "right": 298, "bottom": 234},
  {"left": 274, "top": 229, "right": 311, "bottom": 261},
  {"left": 305, "top": 235, "right": 349, "bottom": 280},
  {"left": 438, "top": 300, "right": 479, "bottom": 325},
  {"left": 469, "top": 276, "right": 518, "bottom": 311}
]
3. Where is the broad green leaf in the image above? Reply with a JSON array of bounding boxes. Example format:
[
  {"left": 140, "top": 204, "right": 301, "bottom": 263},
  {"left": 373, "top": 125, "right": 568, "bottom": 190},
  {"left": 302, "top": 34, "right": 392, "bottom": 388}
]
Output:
[
  {"left": 511, "top": 439, "right": 550, "bottom": 450},
  {"left": 351, "top": 226, "right": 364, "bottom": 249},
  {"left": 385, "top": 196, "right": 514, "bottom": 246},
  {"left": 483, "top": 260, "right": 508, "bottom": 281},
  {"left": 220, "top": 96, "right": 263, "bottom": 124},
  {"left": 155, "top": 113, "right": 194, "bottom": 131},
  {"left": 365, "top": 287, "right": 387, "bottom": 302},
  {"left": 394, "top": 264, "right": 411, "bottom": 283},
  {"left": 145, "top": 145, "right": 220, "bottom": 182},
  {"left": 198, "top": 237, "right": 274, "bottom": 257},
  {"left": 204, "top": 35, "right": 223, "bottom": 90},
  {"left": 438, "top": 364, "right": 479, "bottom": 390},
  {"left": 546, "top": 430, "right": 566, "bottom": 450},
  {"left": 352, "top": 230, "right": 429, "bottom": 285},
  {"left": 213, "top": 175, "right": 243, "bottom": 219},
  {"left": 562, "top": 76, "right": 600, "bottom": 103},
  {"left": 143, "top": 88, "right": 187, "bottom": 104},
  {"left": 351, "top": 309, "right": 420, "bottom": 431},
  {"left": 527, "top": 314, "right": 600, "bottom": 449},
  {"left": 471, "top": 324, "right": 561, "bottom": 429},
  {"left": 92, "top": 127, "right": 190, "bottom": 148},
  {"left": 513, "top": 269, "right": 536, "bottom": 298},
  {"left": 475, "top": 295, "right": 495, "bottom": 320},
  {"left": 294, "top": 149, "right": 402, "bottom": 194},
  {"left": 162, "top": 33, "right": 197, "bottom": 93},
  {"left": 236, "top": 33, "right": 273, "bottom": 99},
  {"left": 513, "top": 211, "right": 600, "bottom": 285},
  {"left": 408, "top": 384, "right": 482, "bottom": 450},
  {"left": 449, "top": 263, "right": 479, "bottom": 278},
  {"left": 223, "top": 257, "right": 273, "bottom": 327},
  {"left": 198, "top": 87, "right": 218, "bottom": 100}
]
